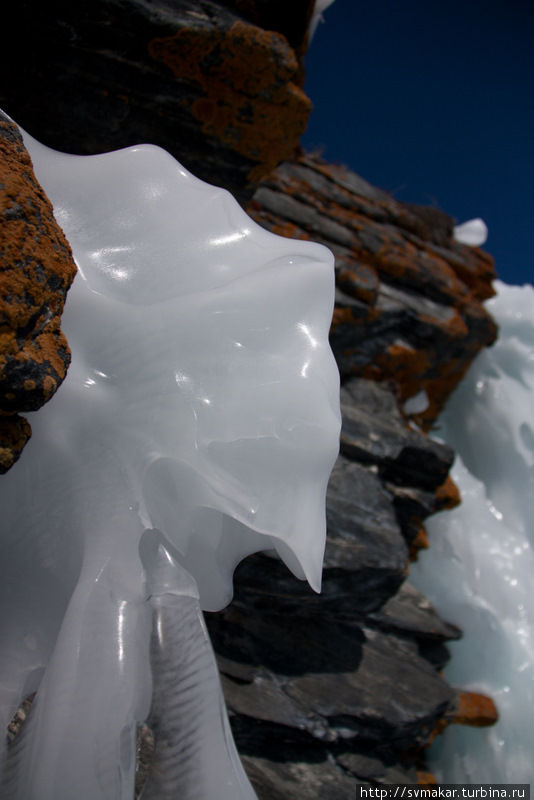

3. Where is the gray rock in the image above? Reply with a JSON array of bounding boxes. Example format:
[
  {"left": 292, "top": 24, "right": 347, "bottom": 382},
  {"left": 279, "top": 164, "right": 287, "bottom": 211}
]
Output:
[
  {"left": 242, "top": 753, "right": 363, "bottom": 800},
  {"left": 340, "top": 379, "right": 454, "bottom": 491},
  {"left": 325, "top": 456, "right": 408, "bottom": 614},
  {"left": 208, "top": 591, "right": 454, "bottom": 748},
  {"left": 336, "top": 750, "right": 420, "bottom": 784}
]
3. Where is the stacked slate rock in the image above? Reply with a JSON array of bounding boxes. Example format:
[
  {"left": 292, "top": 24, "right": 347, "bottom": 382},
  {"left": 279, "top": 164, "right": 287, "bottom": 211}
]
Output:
[{"left": 248, "top": 153, "right": 497, "bottom": 428}]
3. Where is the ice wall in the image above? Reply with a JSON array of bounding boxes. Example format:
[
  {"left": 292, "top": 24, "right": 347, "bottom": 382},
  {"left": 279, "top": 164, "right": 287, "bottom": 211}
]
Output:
[{"left": 411, "top": 280, "right": 534, "bottom": 782}]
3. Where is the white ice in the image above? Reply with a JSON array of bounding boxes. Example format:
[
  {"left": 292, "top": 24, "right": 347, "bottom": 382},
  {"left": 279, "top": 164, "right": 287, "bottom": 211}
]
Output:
[
  {"left": 309, "top": 0, "right": 336, "bottom": 41},
  {"left": 411, "top": 280, "right": 534, "bottom": 783},
  {"left": 0, "top": 124, "right": 340, "bottom": 798},
  {"left": 453, "top": 218, "right": 488, "bottom": 247}
]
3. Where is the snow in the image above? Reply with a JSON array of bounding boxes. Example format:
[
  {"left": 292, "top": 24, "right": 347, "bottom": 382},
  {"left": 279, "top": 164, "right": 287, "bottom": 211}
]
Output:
[
  {"left": 309, "top": 0, "right": 336, "bottom": 42},
  {"left": 411, "top": 280, "right": 534, "bottom": 783},
  {"left": 454, "top": 218, "right": 489, "bottom": 246}
]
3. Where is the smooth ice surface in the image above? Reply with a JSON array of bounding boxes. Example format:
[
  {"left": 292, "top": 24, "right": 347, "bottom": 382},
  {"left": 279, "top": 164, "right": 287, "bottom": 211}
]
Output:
[
  {"left": 140, "top": 531, "right": 257, "bottom": 800},
  {"left": 411, "top": 280, "right": 534, "bottom": 783},
  {"left": 0, "top": 124, "right": 340, "bottom": 799},
  {"left": 453, "top": 217, "right": 488, "bottom": 246}
]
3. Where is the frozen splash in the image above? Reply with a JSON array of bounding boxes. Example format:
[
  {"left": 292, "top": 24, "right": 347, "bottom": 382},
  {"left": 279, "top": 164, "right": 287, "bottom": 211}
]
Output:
[
  {"left": 411, "top": 280, "right": 534, "bottom": 782},
  {"left": 0, "top": 123, "right": 340, "bottom": 799}
]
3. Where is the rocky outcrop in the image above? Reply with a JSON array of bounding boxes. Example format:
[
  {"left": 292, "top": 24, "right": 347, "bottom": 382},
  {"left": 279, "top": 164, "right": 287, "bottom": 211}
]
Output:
[
  {"left": 0, "top": 1, "right": 316, "bottom": 204},
  {"left": 0, "top": 112, "right": 77, "bottom": 470},
  {"left": 248, "top": 152, "right": 498, "bottom": 427}
]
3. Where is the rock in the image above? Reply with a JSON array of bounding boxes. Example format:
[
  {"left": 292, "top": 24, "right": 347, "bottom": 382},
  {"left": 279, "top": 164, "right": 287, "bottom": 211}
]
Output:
[
  {"left": 447, "top": 690, "right": 499, "bottom": 728},
  {"left": 426, "top": 689, "right": 499, "bottom": 746},
  {"left": 217, "top": 0, "right": 317, "bottom": 55},
  {"left": 282, "top": 626, "right": 454, "bottom": 747},
  {"left": 0, "top": 415, "right": 31, "bottom": 473},
  {"left": 324, "top": 455, "right": 408, "bottom": 614},
  {"left": 241, "top": 751, "right": 363, "bottom": 800},
  {"left": 218, "top": 453, "right": 407, "bottom": 620},
  {"left": 366, "top": 581, "right": 462, "bottom": 642},
  {"left": 0, "top": 111, "right": 77, "bottom": 470},
  {"left": 207, "top": 586, "right": 455, "bottom": 782},
  {"left": 340, "top": 378, "right": 454, "bottom": 489},
  {"left": 338, "top": 378, "right": 458, "bottom": 550},
  {"left": 0, "top": 0, "right": 313, "bottom": 204},
  {"left": 335, "top": 750, "right": 421, "bottom": 785}
]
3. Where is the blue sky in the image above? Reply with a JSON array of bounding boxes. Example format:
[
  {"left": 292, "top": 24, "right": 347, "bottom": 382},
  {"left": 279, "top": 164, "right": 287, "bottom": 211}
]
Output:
[{"left": 302, "top": 0, "right": 533, "bottom": 286}]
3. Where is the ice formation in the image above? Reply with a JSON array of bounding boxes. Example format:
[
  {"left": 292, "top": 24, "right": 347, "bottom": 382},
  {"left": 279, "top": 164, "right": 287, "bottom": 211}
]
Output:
[
  {"left": 411, "top": 280, "right": 534, "bottom": 783},
  {"left": 309, "top": 0, "right": 336, "bottom": 41},
  {"left": 453, "top": 217, "right": 488, "bottom": 247},
  {"left": 0, "top": 125, "right": 340, "bottom": 799}
]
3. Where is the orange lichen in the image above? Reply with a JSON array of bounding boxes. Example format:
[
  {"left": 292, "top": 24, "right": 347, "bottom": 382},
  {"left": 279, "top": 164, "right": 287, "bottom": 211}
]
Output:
[
  {"left": 451, "top": 690, "right": 499, "bottom": 727},
  {"left": 435, "top": 476, "right": 462, "bottom": 510},
  {"left": 409, "top": 526, "right": 430, "bottom": 561},
  {"left": 419, "top": 308, "right": 469, "bottom": 340},
  {"left": 269, "top": 221, "right": 308, "bottom": 240},
  {"left": 0, "top": 117, "right": 77, "bottom": 470},
  {"left": 0, "top": 415, "right": 31, "bottom": 472},
  {"left": 148, "top": 21, "right": 311, "bottom": 185},
  {"left": 250, "top": 151, "right": 498, "bottom": 427},
  {"left": 427, "top": 689, "right": 498, "bottom": 747},
  {"left": 332, "top": 306, "right": 355, "bottom": 326},
  {"left": 449, "top": 246, "right": 497, "bottom": 301},
  {"left": 417, "top": 771, "right": 438, "bottom": 785},
  {"left": 417, "top": 360, "right": 474, "bottom": 430},
  {"left": 337, "top": 264, "right": 378, "bottom": 305},
  {"left": 376, "top": 241, "right": 468, "bottom": 303},
  {"left": 361, "top": 363, "right": 384, "bottom": 381},
  {"left": 375, "top": 343, "right": 432, "bottom": 401}
]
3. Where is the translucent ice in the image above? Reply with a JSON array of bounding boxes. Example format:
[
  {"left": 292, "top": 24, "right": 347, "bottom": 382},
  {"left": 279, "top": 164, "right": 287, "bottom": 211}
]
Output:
[
  {"left": 453, "top": 218, "right": 488, "bottom": 246},
  {"left": 0, "top": 124, "right": 340, "bottom": 798},
  {"left": 411, "top": 280, "right": 534, "bottom": 782}
]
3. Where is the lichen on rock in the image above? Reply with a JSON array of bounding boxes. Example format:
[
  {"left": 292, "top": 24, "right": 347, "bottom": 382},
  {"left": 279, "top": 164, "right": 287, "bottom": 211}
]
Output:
[
  {"left": 0, "top": 1, "right": 314, "bottom": 204},
  {"left": 0, "top": 111, "right": 77, "bottom": 470},
  {"left": 148, "top": 19, "right": 311, "bottom": 185},
  {"left": 247, "top": 151, "right": 498, "bottom": 428}
]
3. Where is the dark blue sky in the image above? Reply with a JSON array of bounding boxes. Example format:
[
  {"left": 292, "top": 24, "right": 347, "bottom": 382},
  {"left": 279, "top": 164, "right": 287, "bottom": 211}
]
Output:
[{"left": 302, "top": 0, "right": 533, "bottom": 286}]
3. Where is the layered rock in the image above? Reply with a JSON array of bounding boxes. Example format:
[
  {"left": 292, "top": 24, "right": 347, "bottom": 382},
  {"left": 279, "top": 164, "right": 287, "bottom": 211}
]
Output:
[
  {"left": 248, "top": 152, "right": 497, "bottom": 427},
  {"left": 0, "top": 112, "right": 77, "bottom": 470},
  {"left": 0, "top": 0, "right": 316, "bottom": 204}
]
